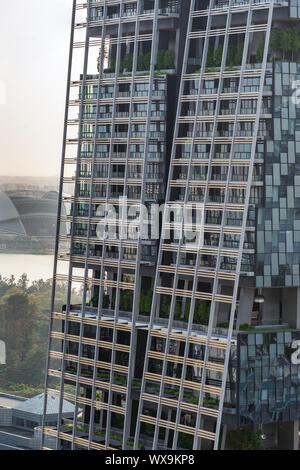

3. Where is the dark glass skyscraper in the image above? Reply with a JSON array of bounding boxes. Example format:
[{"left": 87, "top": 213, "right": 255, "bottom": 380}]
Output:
[{"left": 43, "top": 0, "right": 300, "bottom": 451}]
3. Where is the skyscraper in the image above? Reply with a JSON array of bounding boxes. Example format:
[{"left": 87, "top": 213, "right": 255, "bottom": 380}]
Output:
[{"left": 43, "top": 0, "right": 300, "bottom": 451}]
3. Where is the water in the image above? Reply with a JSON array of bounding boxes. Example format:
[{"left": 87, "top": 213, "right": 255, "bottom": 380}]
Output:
[{"left": 0, "top": 254, "right": 54, "bottom": 283}]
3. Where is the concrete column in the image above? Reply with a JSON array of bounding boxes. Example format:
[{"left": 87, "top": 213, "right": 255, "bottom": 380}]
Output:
[
  {"left": 180, "top": 280, "right": 189, "bottom": 319},
  {"left": 236, "top": 287, "right": 255, "bottom": 328},
  {"left": 277, "top": 420, "right": 299, "bottom": 450},
  {"left": 164, "top": 409, "right": 172, "bottom": 448},
  {"left": 282, "top": 287, "right": 300, "bottom": 329},
  {"left": 220, "top": 424, "right": 227, "bottom": 450},
  {"left": 174, "top": 29, "right": 180, "bottom": 69},
  {"left": 261, "top": 288, "right": 280, "bottom": 325}
]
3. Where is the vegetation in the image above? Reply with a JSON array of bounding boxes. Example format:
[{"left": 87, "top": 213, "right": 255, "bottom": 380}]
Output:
[
  {"left": 156, "top": 49, "right": 175, "bottom": 70},
  {"left": 159, "top": 296, "right": 211, "bottom": 325},
  {"left": 102, "top": 49, "right": 175, "bottom": 74},
  {"left": 0, "top": 274, "right": 81, "bottom": 397},
  {"left": 62, "top": 423, "right": 145, "bottom": 447},
  {"left": 239, "top": 323, "right": 254, "bottom": 331},
  {"left": 228, "top": 427, "right": 265, "bottom": 450},
  {"left": 91, "top": 288, "right": 153, "bottom": 316},
  {"left": 206, "top": 42, "right": 244, "bottom": 68},
  {"left": 270, "top": 27, "right": 300, "bottom": 60}
]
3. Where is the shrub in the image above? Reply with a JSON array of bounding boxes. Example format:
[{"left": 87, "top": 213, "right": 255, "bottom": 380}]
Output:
[{"left": 228, "top": 427, "right": 265, "bottom": 450}]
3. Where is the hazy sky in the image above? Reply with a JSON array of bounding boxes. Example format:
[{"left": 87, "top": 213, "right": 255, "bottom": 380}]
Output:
[{"left": 0, "top": 0, "right": 73, "bottom": 177}]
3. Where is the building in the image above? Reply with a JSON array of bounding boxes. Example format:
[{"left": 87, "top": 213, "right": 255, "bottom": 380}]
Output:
[
  {"left": 0, "top": 190, "right": 67, "bottom": 254},
  {"left": 0, "top": 393, "right": 76, "bottom": 450},
  {"left": 43, "top": 0, "right": 300, "bottom": 450}
]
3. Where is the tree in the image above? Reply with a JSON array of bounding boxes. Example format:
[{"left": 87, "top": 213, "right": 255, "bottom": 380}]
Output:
[
  {"left": 0, "top": 290, "right": 39, "bottom": 385},
  {"left": 270, "top": 27, "right": 281, "bottom": 54},
  {"left": 226, "top": 44, "right": 237, "bottom": 67},
  {"left": 235, "top": 42, "right": 244, "bottom": 65},
  {"left": 214, "top": 45, "right": 224, "bottom": 67},
  {"left": 228, "top": 427, "right": 265, "bottom": 450},
  {"left": 164, "top": 50, "right": 175, "bottom": 69},
  {"left": 17, "top": 274, "right": 29, "bottom": 291},
  {"left": 137, "top": 53, "right": 145, "bottom": 71},
  {"left": 160, "top": 295, "right": 171, "bottom": 317},
  {"left": 256, "top": 41, "right": 265, "bottom": 63},
  {"left": 290, "top": 28, "right": 300, "bottom": 61},
  {"left": 143, "top": 52, "right": 151, "bottom": 71},
  {"left": 156, "top": 50, "right": 165, "bottom": 70},
  {"left": 122, "top": 53, "right": 133, "bottom": 72},
  {"left": 174, "top": 300, "right": 182, "bottom": 320},
  {"left": 206, "top": 46, "right": 215, "bottom": 68},
  {"left": 21, "top": 346, "right": 46, "bottom": 387},
  {"left": 194, "top": 300, "right": 210, "bottom": 325},
  {"left": 139, "top": 290, "right": 153, "bottom": 315},
  {"left": 281, "top": 27, "right": 292, "bottom": 60},
  {"left": 0, "top": 276, "right": 82, "bottom": 397}
]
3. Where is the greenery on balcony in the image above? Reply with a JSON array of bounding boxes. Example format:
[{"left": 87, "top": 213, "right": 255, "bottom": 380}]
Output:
[
  {"left": 159, "top": 296, "right": 210, "bottom": 325},
  {"left": 91, "top": 288, "right": 153, "bottom": 315},
  {"left": 194, "top": 40, "right": 266, "bottom": 74},
  {"left": 270, "top": 27, "right": 300, "bottom": 61},
  {"left": 178, "top": 432, "right": 193, "bottom": 449},
  {"left": 102, "top": 49, "right": 175, "bottom": 74},
  {"left": 118, "top": 52, "right": 152, "bottom": 73},
  {"left": 152, "top": 386, "right": 219, "bottom": 407},
  {"left": 103, "top": 59, "right": 116, "bottom": 74},
  {"left": 62, "top": 424, "right": 144, "bottom": 448},
  {"left": 206, "top": 43, "right": 244, "bottom": 69},
  {"left": 139, "top": 289, "right": 153, "bottom": 315},
  {"left": 156, "top": 49, "right": 175, "bottom": 70}
]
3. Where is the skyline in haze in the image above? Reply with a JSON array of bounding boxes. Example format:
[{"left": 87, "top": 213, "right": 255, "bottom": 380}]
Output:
[{"left": 0, "top": 0, "right": 73, "bottom": 177}]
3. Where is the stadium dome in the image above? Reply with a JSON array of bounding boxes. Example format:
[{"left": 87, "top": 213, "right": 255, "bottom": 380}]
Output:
[{"left": 0, "top": 190, "right": 66, "bottom": 238}]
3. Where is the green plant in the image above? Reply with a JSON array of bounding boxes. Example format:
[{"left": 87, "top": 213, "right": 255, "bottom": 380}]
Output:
[
  {"left": 119, "top": 290, "right": 133, "bottom": 312},
  {"left": 143, "top": 52, "right": 151, "bottom": 71},
  {"left": 235, "top": 42, "right": 244, "bottom": 65},
  {"left": 203, "top": 397, "right": 219, "bottom": 406},
  {"left": 256, "top": 41, "right": 265, "bottom": 63},
  {"left": 104, "top": 59, "right": 116, "bottom": 74},
  {"left": 155, "top": 49, "right": 175, "bottom": 70},
  {"left": 139, "top": 290, "right": 153, "bottom": 315},
  {"left": 121, "top": 53, "right": 133, "bottom": 72},
  {"left": 102, "top": 294, "right": 109, "bottom": 309},
  {"left": 127, "top": 440, "right": 144, "bottom": 449},
  {"left": 206, "top": 46, "right": 215, "bottom": 67},
  {"left": 228, "top": 427, "right": 265, "bottom": 450},
  {"left": 178, "top": 432, "right": 193, "bottom": 449},
  {"left": 160, "top": 295, "right": 171, "bottom": 318},
  {"left": 239, "top": 323, "right": 253, "bottom": 331},
  {"left": 227, "top": 44, "right": 237, "bottom": 67},
  {"left": 184, "top": 299, "right": 210, "bottom": 325},
  {"left": 214, "top": 44, "right": 223, "bottom": 67},
  {"left": 132, "top": 379, "right": 142, "bottom": 387},
  {"left": 156, "top": 50, "right": 166, "bottom": 70},
  {"left": 137, "top": 53, "right": 146, "bottom": 71},
  {"left": 174, "top": 300, "right": 182, "bottom": 320},
  {"left": 270, "top": 26, "right": 300, "bottom": 61},
  {"left": 290, "top": 28, "right": 300, "bottom": 61},
  {"left": 164, "top": 50, "right": 175, "bottom": 69}
]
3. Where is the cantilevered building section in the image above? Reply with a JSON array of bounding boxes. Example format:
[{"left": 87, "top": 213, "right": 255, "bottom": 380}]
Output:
[{"left": 43, "top": 0, "right": 300, "bottom": 451}]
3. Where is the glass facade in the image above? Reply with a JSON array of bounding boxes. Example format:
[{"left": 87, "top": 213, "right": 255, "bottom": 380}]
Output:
[
  {"left": 256, "top": 62, "right": 300, "bottom": 287},
  {"left": 238, "top": 330, "right": 300, "bottom": 425}
]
